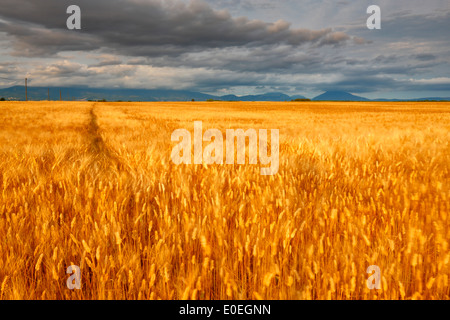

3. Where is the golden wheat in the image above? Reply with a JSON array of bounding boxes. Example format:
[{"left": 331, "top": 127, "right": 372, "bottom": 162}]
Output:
[{"left": 0, "top": 101, "right": 448, "bottom": 300}]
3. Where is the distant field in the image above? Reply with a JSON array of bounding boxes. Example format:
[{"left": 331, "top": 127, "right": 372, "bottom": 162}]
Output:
[{"left": 0, "top": 101, "right": 449, "bottom": 299}]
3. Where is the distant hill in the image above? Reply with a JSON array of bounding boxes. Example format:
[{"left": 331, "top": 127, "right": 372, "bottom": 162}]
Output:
[
  {"left": 221, "top": 92, "right": 292, "bottom": 101},
  {"left": 220, "top": 94, "right": 239, "bottom": 101},
  {"left": 0, "top": 86, "right": 294, "bottom": 102},
  {"left": 0, "top": 86, "right": 217, "bottom": 102},
  {"left": 0, "top": 86, "right": 448, "bottom": 102},
  {"left": 312, "top": 91, "right": 369, "bottom": 101},
  {"left": 312, "top": 91, "right": 450, "bottom": 102}
]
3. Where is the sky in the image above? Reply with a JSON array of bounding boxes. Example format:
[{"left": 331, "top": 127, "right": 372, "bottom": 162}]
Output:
[{"left": 0, "top": 0, "right": 449, "bottom": 99}]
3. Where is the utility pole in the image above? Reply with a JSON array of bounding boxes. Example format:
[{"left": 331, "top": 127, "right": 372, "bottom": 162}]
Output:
[{"left": 25, "top": 78, "right": 28, "bottom": 101}]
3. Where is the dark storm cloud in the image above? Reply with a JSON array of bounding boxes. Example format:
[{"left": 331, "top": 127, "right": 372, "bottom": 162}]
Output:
[
  {"left": 413, "top": 54, "right": 437, "bottom": 61},
  {"left": 0, "top": 0, "right": 353, "bottom": 57},
  {"left": 316, "top": 76, "right": 399, "bottom": 93},
  {"left": 346, "top": 60, "right": 443, "bottom": 77},
  {"left": 0, "top": 20, "right": 98, "bottom": 57},
  {"left": 208, "top": 0, "right": 277, "bottom": 11},
  {"left": 135, "top": 45, "right": 325, "bottom": 73},
  {"left": 193, "top": 72, "right": 267, "bottom": 89}
]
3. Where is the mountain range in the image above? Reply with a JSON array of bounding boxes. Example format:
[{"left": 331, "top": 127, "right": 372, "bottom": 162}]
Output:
[{"left": 0, "top": 86, "right": 448, "bottom": 102}]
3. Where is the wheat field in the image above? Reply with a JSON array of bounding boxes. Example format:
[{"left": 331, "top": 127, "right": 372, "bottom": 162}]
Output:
[{"left": 0, "top": 101, "right": 448, "bottom": 300}]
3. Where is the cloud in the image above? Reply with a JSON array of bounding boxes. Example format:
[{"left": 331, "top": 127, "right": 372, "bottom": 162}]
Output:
[
  {"left": 0, "top": 0, "right": 354, "bottom": 58},
  {"left": 0, "top": 62, "right": 18, "bottom": 74},
  {"left": 348, "top": 9, "right": 450, "bottom": 42},
  {"left": 410, "top": 77, "right": 450, "bottom": 85},
  {"left": 89, "top": 55, "right": 123, "bottom": 67},
  {"left": 0, "top": 20, "right": 98, "bottom": 57},
  {"left": 0, "top": 0, "right": 448, "bottom": 98},
  {"left": 317, "top": 32, "right": 350, "bottom": 46},
  {"left": 413, "top": 54, "right": 437, "bottom": 61}
]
